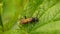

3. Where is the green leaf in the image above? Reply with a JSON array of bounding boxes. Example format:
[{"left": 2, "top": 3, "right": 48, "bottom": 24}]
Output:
[
  {"left": 2, "top": 0, "right": 60, "bottom": 34},
  {"left": 3, "top": 0, "right": 23, "bottom": 31},
  {"left": 4, "top": 30, "right": 28, "bottom": 34},
  {"left": 19, "top": 0, "right": 60, "bottom": 34},
  {"left": 0, "top": 0, "right": 2, "bottom": 3},
  {"left": 30, "top": 21, "right": 60, "bottom": 34}
]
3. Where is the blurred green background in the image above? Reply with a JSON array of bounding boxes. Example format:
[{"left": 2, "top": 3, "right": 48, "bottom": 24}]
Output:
[{"left": 0, "top": 0, "right": 60, "bottom": 34}]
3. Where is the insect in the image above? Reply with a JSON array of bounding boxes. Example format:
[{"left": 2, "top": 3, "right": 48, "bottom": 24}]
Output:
[
  {"left": 19, "top": 11, "right": 39, "bottom": 24},
  {"left": 20, "top": 16, "right": 39, "bottom": 24}
]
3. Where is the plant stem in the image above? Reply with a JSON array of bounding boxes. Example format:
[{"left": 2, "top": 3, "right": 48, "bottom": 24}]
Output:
[{"left": 0, "top": 3, "right": 4, "bottom": 32}]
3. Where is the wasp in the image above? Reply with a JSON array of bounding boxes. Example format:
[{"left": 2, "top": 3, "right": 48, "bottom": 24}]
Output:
[
  {"left": 20, "top": 16, "right": 38, "bottom": 24},
  {"left": 19, "top": 11, "right": 39, "bottom": 24}
]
